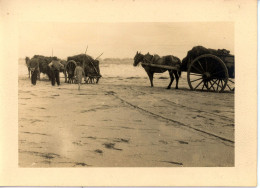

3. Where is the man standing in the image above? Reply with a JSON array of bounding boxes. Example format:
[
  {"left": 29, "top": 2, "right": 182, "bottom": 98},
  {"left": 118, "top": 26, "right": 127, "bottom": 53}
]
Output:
[
  {"left": 29, "top": 58, "right": 40, "bottom": 86},
  {"left": 48, "top": 60, "right": 64, "bottom": 86}
]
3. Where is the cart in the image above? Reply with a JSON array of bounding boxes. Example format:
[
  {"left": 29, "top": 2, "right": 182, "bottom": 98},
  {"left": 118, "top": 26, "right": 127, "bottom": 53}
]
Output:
[
  {"left": 141, "top": 46, "right": 235, "bottom": 93},
  {"left": 66, "top": 54, "right": 102, "bottom": 84}
]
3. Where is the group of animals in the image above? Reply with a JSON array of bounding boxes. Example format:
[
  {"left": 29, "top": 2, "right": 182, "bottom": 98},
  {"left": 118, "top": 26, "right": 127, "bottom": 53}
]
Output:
[
  {"left": 25, "top": 56, "right": 65, "bottom": 80},
  {"left": 25, "top": 54, "right": 101, "bottom": 84}
]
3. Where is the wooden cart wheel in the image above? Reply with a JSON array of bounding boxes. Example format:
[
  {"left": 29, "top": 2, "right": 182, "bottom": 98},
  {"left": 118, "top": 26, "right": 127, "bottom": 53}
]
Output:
[
  {"left": 85, "top": 76, "right": 89, "bottom": 84},
  {"left": 85, "top": 76, "right": 94, "bottom": 84},
  {"left": 66, "top": 60, "right": 77, "bottom": 71},
  {"left": 187, "top": 54, "right": 229, "bottom": 92},
  {"left": 65, "top": 60, "right": 77, "bottom": 83},
  {"left": 84, "top": 75, "right": 101, "bottom": 84},
  {"left": 226, "top": 78, "right": 235, "bottom": 91},
  {"left": 94, "top": 77, "right": 99, "bottom": 84}
]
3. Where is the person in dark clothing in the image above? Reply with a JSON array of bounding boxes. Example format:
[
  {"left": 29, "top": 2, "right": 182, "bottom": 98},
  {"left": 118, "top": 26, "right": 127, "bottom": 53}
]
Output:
[
  {"left": 48, "top": 60, "right": 64, "bottom": 86},
  {"left": 31, "top": 69, "right": 38, "bottom": 85},
  {"left": 29, "top": 59, "right": 40, "bottom": 85}
]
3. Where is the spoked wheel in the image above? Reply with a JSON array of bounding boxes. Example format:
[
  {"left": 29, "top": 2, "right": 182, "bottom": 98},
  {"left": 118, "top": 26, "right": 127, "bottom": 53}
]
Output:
[
  {"left": 85, "top": 76, "right": 94, "bottom": 84},
  {"left": 65, "top": 60, "right": 77, "bottom": 83},
  {"left": 187, "top": 54, "right": 229, "bottom": 93},
  {"left": 85, "top": 77, "right": 98, "bottom": 84},
  {"left": 85, "top": 75, "right": 101, "bottom": 84},
  {"left": 226, "top": 78, "right": 235, "bottom": 91}
]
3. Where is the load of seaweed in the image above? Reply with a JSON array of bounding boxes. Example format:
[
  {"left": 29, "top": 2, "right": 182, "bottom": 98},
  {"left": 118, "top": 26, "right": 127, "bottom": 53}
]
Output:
[
  {"left": 67, "top": 54, "right": 101, "bottom": 77},
  {"left": 181, "top": 46, "right": 231, "bottom": 71}
]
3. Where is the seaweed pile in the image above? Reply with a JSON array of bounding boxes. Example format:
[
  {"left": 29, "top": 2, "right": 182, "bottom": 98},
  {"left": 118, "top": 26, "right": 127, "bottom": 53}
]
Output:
[{"left": 181, "top": 46, "right": 231, "bottom": 71}]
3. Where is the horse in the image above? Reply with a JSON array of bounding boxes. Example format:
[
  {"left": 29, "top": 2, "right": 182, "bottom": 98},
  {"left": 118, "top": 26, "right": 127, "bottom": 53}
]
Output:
[
  {"left": 25, "top": 57, "right": 31, "bottom": 78},
  {"left": 133, "top": 51, "right": 181, "bottom": 89},
  {"left": 25, "top": 57, "right": 40, "bottom": 80}
]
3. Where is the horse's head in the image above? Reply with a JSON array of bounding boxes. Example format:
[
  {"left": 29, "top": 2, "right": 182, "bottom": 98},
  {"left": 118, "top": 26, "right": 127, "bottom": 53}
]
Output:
[
  {"left": 93, "top": 60, "right": 101, "bottom": 74},
  {"left": 25, "top": 57, "right": 30, "bottom": 62},
  {"left": 25, "top": 57, "right": 30, "bottom": 66},
  {"left": 133, "top": 51, "right": 144, "bottom": 66}
]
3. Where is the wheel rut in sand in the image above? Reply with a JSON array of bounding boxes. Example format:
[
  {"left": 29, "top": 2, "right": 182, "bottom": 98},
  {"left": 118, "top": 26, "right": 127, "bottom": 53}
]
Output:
[
  {"left": 127, "top": 86, "right": 233, "bottom": 121},
  {"left": 161, "top": 98, "right": 233, "bottom": 121},
  {"left": 106, "top": 92, "right": 234, "bottom": 144}
]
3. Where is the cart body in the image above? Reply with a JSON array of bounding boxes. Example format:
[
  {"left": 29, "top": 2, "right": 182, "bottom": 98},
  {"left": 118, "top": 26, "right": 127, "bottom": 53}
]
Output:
[{"left": 181, "top": 46, "right": 235, "bottom": 92}]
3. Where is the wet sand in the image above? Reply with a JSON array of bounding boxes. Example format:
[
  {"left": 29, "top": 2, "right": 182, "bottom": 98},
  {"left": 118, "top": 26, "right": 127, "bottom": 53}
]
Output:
[{"left": 19, "top": 68, "right": 234, "bottom": 167}]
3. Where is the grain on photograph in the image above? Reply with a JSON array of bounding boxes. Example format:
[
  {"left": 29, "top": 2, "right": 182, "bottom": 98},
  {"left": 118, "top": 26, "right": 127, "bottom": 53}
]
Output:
[{"left": 18, "top": 22, "right": 234, "bottom": 167}]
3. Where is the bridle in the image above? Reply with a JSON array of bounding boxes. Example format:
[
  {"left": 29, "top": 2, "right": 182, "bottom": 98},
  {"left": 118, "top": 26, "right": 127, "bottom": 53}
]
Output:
[{"left": 135, "top": 53, "right": 144, "bottom": 64}]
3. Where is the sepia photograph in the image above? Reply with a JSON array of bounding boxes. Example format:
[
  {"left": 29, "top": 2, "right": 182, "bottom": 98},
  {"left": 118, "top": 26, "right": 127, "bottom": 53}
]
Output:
[
  {"left": 18, "top": 22, "right": 235, "bottom": 167},
  {"left": 0, "top": 0, "right": 257, "bottom": 186}
]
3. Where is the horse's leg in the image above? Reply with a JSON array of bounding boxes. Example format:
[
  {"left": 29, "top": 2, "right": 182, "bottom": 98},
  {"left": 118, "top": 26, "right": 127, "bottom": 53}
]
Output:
[
  {"left": 173, "top": 71, "right": 179, "bottom": 89},
  {"left": 64, "top": 71, "right": 67, "bottom": 83},
  {"left": 149, "top": 72, "right": 154, "bottom": 87},
  {"left": 167, "top": 70, "right": 174, "bottom": 89},
  {"left": 146, "top": 71, "right": 154, "bottom": 87}
]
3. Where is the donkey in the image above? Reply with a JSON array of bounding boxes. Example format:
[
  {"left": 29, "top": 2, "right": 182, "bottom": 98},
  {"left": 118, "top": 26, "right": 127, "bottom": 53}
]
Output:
[{"left": 133, "top": 51, "right": 181, "bottom": 89}]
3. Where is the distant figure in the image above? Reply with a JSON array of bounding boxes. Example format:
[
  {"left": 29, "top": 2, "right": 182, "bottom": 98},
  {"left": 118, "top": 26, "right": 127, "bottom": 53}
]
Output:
[
  {"left": 74, "top": 62, "right": 86, "bottom": 90},
  {"left": 48, "top": 60, "right": 64, "bottom": 86},
  {"left": 29, "top": 59, "right": 40, "bottom": 86}
]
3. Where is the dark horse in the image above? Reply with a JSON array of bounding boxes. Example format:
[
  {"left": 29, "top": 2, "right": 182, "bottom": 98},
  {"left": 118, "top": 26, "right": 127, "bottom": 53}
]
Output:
[
  {"left": 25, "top": 57, "right": 31, "bottom": 78},
  {"left": 133, "top": 51, "right": 181, "bottom": 89},
  {"left": 25, "top": 56, "right": 40, "bottom": 80}
]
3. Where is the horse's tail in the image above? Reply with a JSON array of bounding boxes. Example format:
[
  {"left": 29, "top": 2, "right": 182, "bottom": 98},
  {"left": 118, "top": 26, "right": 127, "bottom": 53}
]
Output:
[{"left": 178, "top": 58, "right": 182, "bottom": 78}]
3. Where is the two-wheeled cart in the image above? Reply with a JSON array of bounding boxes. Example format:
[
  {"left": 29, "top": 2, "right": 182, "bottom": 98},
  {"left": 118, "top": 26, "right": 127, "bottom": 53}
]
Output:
[
  {"left": 66, "top": 54, "right": 102, "bottom": 84},
  {"left": 142, "top": 47, "right": 235, "bottom": 93}
]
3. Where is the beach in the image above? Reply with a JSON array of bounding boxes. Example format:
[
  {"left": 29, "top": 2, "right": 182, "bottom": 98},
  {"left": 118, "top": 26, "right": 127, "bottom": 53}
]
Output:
[{"left": 18, "top": 59, "right": 234, "bottom": 167}]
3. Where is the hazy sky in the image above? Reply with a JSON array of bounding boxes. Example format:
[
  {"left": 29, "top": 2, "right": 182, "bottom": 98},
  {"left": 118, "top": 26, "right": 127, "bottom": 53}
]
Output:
[{"left": 19, "top": 22, "right": 234, "bottom": 59}]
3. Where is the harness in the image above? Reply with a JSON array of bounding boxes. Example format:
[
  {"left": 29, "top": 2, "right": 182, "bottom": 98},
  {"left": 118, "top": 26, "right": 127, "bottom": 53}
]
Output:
[{"left": 143, "top": 55, "right": 165, "bottom": 73}]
